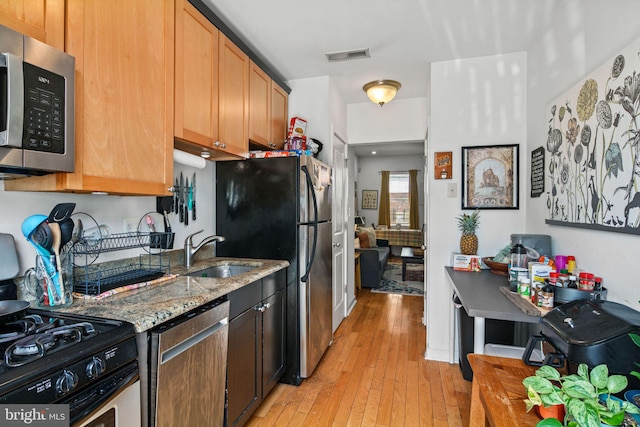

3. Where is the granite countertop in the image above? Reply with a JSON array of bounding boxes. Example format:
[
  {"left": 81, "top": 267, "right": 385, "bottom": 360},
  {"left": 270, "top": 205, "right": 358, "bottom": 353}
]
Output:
[{"left": 46, "top": 257, "right": 289, "bottom": 333}]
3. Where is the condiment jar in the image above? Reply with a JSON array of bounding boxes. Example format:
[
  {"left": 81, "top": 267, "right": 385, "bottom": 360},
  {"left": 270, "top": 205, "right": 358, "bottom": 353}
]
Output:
[
  {"left": 540, "top": 280, "right": 555, "bottom": 310},
  {"left": 548, "top": 271, "right": 559, "bottom": 287},
  {"left": 518, "top": 277, "right": 531, "bottom": 299},
  {"left": 594, "top": 277, "right": 603, "bottom": 291},
  {"left": 567, "top": 256, "right": 576, "bottom": 273},
  {"left": 578, "top": 272, "right": 595, "bottom": 291},
  {"left": 567, "top": 275, "right": 578, "bottom": 289}
]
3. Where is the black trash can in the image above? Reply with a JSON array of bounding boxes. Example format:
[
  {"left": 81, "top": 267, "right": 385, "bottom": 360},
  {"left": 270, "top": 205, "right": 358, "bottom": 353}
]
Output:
[{"left": 453, "top": 293, "right": 515, "bottom": 381}]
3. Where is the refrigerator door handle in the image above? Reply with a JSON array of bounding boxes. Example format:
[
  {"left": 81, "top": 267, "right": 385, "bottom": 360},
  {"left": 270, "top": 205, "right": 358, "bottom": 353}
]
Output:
[{"left": 301, "top": 165, "right": 318, "bottom": 283}]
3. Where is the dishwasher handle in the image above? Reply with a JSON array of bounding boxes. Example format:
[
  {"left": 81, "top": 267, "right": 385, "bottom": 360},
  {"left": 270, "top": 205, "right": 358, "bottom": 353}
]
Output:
[{"left": 161, "top": 317, "right": 228, "bottom": 365}]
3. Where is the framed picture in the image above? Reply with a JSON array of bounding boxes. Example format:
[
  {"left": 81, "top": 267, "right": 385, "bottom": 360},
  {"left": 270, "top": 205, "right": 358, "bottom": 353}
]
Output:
[
  {"left": 361, "top": 190, "right": 378, "bottom": 209},
  {"left": 434, "top": 151, "right": 453, "bottom": 179},
  {"left": 461, "top": 144, "right": 519, "bottom": 209}
]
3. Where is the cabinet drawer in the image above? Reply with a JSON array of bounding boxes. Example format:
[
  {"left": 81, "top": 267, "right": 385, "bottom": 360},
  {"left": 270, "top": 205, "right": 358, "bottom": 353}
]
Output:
[
  {"left": 228, "top": 280, "right": 261, "bottom": 320},
  {"left": 262, "top": 269, "right": 285, "bottom": 299}
]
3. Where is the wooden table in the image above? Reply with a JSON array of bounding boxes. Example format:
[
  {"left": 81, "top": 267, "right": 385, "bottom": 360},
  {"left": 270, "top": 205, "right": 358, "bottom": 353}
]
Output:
[
  {"left": 468, "top": 354, "right": 541, "bottom": 426},
  {"left": 400, "top": 247, "right": 423, "bottom": 281}
]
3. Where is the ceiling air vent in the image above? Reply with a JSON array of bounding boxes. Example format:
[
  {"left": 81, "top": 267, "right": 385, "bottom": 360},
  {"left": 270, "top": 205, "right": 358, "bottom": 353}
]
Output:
[{"left": 325, "top": 48, "right": 371, "bottom": 62}]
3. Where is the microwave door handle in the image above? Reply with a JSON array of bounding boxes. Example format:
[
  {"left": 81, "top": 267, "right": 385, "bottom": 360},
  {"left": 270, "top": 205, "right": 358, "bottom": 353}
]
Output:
[{"left": 0, "top": 53, "right": 24, "bottom": 147}]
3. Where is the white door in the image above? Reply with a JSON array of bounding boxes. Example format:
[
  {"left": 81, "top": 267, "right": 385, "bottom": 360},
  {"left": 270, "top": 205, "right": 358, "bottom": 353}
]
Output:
[{"left": 332, "top": 129, "right": 347, "bottom": 333}]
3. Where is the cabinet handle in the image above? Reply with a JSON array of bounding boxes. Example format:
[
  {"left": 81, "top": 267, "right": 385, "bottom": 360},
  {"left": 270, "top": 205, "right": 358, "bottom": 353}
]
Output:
[
  {"left": 254, "top": 302, "right": 271, "bottom": 312},
  {"left": 333, "top": 242, "right": 341, "bottom": 247},
  {"left": 214, "top": 141, "right": 220, "bottom": 147}
]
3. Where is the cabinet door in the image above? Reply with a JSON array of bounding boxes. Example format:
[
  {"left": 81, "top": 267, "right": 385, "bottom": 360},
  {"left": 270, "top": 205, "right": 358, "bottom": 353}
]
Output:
[
  {"left": 0, "top": 0, "right": 64, "bottom": 49},
  {"left": 262, "top": 287, "right": 286, "bottom": 397},
  {"left": 227, "top": 307, "right": 261, "bottom": 427},
  {"left": 248, "top": 61, "right": 270, "bottom": 148},
  {"left": 270, "top": 83, "right": 288, "bottom": 151},
  {"left": 175, "top": 0, "right": 218, "bottom": 148},
  {"left": 218, "top": 34, "right": 249, "bottom": 158},
  {"left": 7, "top": 0, "right": 175, "bottom": 195}
]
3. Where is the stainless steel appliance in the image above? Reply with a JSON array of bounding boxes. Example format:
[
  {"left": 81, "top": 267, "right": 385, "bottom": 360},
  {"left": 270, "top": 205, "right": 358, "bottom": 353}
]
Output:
[
  {"left": 0, "top": 24, "right": 75, "bottom": 179},
  {"left": 216, "top": 155, "right": 333, "bottom": 384},
  {"left": 0, "top": 309, "right": 140, "bottom": 426},
  {"left": 143, "top": 296, "right": 229, "bottom": 427},
  {"left": 523, "top": 299, "right": 640, "bottom": 389}
]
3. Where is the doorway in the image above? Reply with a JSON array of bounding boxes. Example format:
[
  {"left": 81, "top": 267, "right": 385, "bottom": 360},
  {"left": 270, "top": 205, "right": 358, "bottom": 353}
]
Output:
[{"left": 331, "top": 129, "right": 347, "bottom": 333}]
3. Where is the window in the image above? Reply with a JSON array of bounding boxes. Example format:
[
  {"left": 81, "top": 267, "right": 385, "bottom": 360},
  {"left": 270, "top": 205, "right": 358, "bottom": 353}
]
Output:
[{"left": 389, "top": 172, "right": 409, "bottom": 226}]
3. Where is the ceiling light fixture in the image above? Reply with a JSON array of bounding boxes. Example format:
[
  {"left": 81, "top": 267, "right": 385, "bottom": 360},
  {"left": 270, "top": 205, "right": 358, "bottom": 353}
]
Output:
[{"left": 363, "top": 80, "right": 401, "bottom": 106}]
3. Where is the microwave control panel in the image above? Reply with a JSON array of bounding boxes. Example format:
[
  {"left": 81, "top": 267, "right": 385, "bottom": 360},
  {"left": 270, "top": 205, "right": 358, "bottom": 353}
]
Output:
[{"left": 22, "top": 63, "right": 65, "bottom": 154}]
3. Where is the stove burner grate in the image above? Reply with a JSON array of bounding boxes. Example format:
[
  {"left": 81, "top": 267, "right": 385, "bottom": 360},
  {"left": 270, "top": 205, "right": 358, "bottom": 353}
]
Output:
[{"left": 2, "top": 320, "right": 98, "bottom": 368}]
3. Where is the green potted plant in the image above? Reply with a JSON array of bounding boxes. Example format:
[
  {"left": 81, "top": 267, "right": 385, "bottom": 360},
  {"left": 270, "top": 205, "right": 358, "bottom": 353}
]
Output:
[{"left": 523, "top": 363, "right": 640, "bottom": 427}]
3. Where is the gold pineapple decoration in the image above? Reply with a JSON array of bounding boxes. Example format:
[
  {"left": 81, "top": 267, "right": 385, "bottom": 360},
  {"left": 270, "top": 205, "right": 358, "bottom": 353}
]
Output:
[{"left": 456, "top": 210, "right": 480, "bottom": 255}]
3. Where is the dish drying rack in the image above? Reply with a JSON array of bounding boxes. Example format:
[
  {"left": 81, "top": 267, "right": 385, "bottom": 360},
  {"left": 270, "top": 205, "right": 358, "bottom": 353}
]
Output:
[{"left": 70, "top": 213, "right": 174, "bottom": 296}]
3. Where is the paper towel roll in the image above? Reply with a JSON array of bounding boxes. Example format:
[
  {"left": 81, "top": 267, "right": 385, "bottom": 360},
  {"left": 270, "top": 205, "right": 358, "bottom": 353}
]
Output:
[{"left": 173, "top": 149, "right": 206, "bottom": 169}]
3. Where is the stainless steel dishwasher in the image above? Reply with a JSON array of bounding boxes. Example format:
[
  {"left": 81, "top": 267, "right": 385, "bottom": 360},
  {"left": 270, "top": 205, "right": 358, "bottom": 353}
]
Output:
[{"left": 147, "top": 296, "right": 229, "bottom": 427}]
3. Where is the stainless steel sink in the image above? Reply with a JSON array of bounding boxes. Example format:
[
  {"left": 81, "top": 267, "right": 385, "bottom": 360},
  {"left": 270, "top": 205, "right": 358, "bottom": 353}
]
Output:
[{"left": 187, "top": 264, "right": 257, "bottom": 278}]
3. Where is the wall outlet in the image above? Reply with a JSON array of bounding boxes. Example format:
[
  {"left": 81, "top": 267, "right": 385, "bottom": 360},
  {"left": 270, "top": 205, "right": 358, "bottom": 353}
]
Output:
[
  {"left": 123, "top": 218, "right": 139, "bottom": 233},
  {"left": 447, "top": 183, "right": 457, "bottom": 198}
]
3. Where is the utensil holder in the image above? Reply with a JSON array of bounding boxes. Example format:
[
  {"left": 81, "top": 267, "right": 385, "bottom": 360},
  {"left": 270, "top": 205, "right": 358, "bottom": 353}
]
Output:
[
  {"left": 150, "top": 232, "right": 174, "bottom": 249},
  {"left": 25, "top": 251, "right": 73, "bottom": 308}
]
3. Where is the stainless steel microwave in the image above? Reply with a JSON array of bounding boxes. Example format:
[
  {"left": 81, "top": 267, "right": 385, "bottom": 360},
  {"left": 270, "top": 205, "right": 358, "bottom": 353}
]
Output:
[{"left": 0, "top": 24, "right": 75, "bottom": 179}]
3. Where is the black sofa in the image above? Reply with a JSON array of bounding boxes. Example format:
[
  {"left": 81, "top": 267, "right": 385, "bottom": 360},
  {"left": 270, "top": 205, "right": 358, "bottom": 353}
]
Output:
[{"left": 356, "top": 239, "right": 390, "bottom": 288}]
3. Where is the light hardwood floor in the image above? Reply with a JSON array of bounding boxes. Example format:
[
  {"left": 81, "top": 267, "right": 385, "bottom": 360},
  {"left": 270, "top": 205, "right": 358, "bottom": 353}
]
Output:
[{"left": 247, "top": 289, "right": 472, "bottom": 426}]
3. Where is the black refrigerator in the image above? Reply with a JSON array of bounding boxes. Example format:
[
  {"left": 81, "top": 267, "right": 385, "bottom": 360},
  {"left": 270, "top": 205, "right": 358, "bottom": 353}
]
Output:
[{"left": 216, "top": 155, "right": 333, "bottom": 385}]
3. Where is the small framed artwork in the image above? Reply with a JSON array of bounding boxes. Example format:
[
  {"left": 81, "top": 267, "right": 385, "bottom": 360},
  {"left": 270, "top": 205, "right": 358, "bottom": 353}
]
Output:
[
  {"left": 361, "top": 190, "right": 378, "bottom": 209},
  {"left": 434, "top": 151, "right": 452, "bottom": 179},
  {"left": 461, "top": 144, "right": 519, "bottom": 209}
]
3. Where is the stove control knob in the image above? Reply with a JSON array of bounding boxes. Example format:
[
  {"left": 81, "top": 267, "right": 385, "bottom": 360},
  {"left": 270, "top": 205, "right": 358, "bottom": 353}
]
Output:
[
  {"left": 86, "top": 357, "right": 106, "bottom": 379},
  {"left": 56, "top": 370, "right": 78, "bottom": 395}
]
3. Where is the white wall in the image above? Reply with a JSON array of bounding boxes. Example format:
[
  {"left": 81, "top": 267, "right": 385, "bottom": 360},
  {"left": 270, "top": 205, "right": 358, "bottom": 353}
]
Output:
[
  {"left": 427, "top": 51, "right": 528, "bottom": 361},
  {"left": 0, "top": 161, "right": 216, "bottom": 274},
  {"left": 526, "top": 0, "right": 640, "bottom": 307},
  {"left": 348, "top": 98, "right": 428, "bottom": 144},
  {"left": 356, "top": 155, "right": 425, "bottom": 228}
]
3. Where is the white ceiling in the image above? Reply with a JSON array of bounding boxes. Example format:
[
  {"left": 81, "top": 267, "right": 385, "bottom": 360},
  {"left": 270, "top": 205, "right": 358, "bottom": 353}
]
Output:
[{"left": 202, "top": 0, "right": 563, "bottom": 155}]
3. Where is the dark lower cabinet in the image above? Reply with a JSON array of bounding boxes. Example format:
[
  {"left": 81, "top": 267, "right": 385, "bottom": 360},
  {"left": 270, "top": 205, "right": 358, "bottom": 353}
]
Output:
[{"left": 226, "top": 269, "right": 286, "bottom": 427}]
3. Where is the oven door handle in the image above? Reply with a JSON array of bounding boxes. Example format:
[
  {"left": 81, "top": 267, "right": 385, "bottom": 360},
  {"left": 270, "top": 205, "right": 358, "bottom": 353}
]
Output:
[{"left": 0, "top": 53, "right": 24, "bottom": 148}]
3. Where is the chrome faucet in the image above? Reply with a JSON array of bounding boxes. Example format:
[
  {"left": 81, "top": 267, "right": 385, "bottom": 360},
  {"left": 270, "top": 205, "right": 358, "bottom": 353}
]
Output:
[{"left": 184, "top": 230, "right": 225, "bottom": 268}]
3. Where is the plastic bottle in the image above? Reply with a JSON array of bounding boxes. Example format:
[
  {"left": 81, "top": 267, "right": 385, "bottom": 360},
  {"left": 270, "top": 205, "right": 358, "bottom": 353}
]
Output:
[{"left": 567, "top": 256, "right": 576, "bottom": 273}]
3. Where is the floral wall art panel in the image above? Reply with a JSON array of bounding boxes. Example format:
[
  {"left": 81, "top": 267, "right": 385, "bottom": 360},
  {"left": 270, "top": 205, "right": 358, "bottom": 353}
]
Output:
[{"left": 546, "top": 35, "right": 640, "bottom": 235}]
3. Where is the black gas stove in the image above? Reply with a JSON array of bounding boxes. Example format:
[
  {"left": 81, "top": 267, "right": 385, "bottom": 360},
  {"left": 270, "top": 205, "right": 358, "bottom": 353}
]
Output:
[{"left": 0, "top": 308, "right": 138, "bottom": 424}]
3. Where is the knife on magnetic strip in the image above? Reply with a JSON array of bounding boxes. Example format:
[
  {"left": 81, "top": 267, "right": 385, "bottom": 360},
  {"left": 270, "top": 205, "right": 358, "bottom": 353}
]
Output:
[
  {"left": 192, "top": 173, "right": 196, "bottom": 221},
  {"left": 179, "top": 172, "right": 184, "bottom": 223}
]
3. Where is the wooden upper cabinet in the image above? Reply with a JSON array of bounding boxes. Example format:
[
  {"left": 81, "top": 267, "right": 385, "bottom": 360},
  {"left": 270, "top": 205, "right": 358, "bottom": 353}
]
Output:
[
  {"left": 249, "top": 62, "right": 271, "bottom": 148},
  {"left": 175, "top": 0, "right": 219, "bottom": 149},
  {"left": 6, "top": 0, "right": 175, "bottom": 196},
  {"left": 0, "top": 0, "right": 64, "bottom": 50},
  {"left": 270, "top": 83, "right": 288, "bottom": 151},
  {"left": 249, "top": 61, "right": 288, "bottom": 151},
  {"left": 218, "top": 34, "right": 249, "bottom": 158}
]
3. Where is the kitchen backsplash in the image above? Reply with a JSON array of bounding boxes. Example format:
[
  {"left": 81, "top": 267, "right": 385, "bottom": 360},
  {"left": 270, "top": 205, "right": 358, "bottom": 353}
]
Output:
[{"left": 0, "top": 161, "right": 216, "bottom": 275}]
